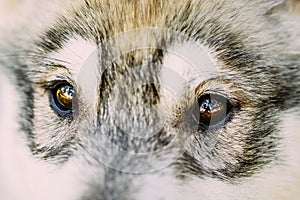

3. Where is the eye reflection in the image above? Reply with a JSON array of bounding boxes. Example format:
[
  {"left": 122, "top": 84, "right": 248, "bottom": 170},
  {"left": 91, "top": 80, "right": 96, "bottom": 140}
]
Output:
[
  {"left": 49, "top": 82, "right": 75, "bottom": 116},
  {"left": 56, "top": 85, "right": 74, "bottom": 110},
  {"left": 189, "top": 94, "right": 232, "bottom": 130}
]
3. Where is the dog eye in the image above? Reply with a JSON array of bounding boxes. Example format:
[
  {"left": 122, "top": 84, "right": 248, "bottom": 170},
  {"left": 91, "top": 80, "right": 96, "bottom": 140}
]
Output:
[
  {"left": 50, "top": 82, "right": 75, "bottom": 115},
  {"left": 193, "top": 94, "right": 232, "bottom": 129}
]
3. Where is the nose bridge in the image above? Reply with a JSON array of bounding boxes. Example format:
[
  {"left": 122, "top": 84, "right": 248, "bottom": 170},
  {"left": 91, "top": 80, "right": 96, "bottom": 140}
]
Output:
[
  {"left": 79, "top": 153, "right": 134, "bottom": 200},
  {"left": 91, "top": 43, "right": 174, "bottom": 161},
  {"left": 96, "top": 28, "right": 167, "bottom": 125},
  {"left": 77, "top": 49, "right": 184, "bottom": 199},
  {"left": 97, "top": 45, "right": 163, "bottom": 134}
]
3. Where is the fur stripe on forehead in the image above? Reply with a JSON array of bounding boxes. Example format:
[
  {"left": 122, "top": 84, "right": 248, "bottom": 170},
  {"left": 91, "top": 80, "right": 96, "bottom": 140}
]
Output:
[{"left": 35, "top": 0, "right": 275, "bottom": 52}]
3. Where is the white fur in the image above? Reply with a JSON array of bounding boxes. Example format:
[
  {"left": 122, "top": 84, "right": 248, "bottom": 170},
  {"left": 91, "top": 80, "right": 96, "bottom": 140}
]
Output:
[
  {"left": 161, "top": 41, "right": 217, "bottom": 99},
  {"left": 48, "top": 38, "right": 99, "bottom": 108},
  {"left": 0, "top": 72, "right": 82, "bottom": 200},
  {"left": 133, "top": 110, "right": 300, "bottom": 200}
]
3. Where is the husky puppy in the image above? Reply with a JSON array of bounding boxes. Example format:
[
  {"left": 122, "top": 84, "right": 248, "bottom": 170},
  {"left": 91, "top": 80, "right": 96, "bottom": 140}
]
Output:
[{"left": 0, "top": 0, "right": 300, "bottom": 199}]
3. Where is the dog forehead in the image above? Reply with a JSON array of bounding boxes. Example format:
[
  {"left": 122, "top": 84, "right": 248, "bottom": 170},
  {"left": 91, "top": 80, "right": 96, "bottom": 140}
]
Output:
[
  {"left": 48, "top": 38, "right": 99, "bottom": 105},
  {"left": 162, "top": 40, "right": 217, "bottom": 99},
  {"left": 48, "top": 35, "right": 218, "bottom": 101}
]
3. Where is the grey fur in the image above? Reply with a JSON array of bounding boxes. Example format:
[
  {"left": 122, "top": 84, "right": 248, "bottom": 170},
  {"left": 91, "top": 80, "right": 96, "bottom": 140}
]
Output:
[{"left": 0, "top": 0, "right": 300, "bottom": 199}]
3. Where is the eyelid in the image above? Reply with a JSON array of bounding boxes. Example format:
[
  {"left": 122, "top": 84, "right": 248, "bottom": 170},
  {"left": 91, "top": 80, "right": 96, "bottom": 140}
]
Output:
[
  {"left": 47, "top": 80, "right": 74, "bottom": 90},
  {"left": 196, "top": 92, "right": 230, "bottom": 104},
  {"left": 37, "top": 75, "right": 75, "bottom": 92},
  {"left": 32, "top": 64, "right": 74, "bottom": 88},
  {"left": 196, "top": 89, "right": 241, "bottom": 109}
]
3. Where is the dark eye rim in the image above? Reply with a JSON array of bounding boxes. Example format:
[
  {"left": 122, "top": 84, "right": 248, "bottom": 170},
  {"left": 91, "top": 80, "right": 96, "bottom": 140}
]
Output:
[{"left": 49, "top": 81, "right": 75, "bottom": 117}]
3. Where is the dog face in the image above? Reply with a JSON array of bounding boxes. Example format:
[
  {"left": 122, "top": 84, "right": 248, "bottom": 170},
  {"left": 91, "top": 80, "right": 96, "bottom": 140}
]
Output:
[{"left": 1, "top": 0, "right": 300, "bottom": 199}]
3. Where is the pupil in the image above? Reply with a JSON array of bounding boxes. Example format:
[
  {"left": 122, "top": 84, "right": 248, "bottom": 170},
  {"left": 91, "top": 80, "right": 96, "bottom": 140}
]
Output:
[
  {"left": 54, "top": 84, "right": 74, "bottom": 111},
  {"left": 183, "top": 94, "right": 233, "bottom": 131},
  {"left": 197, "top": 94, "right": 228, "bottom": 129}
]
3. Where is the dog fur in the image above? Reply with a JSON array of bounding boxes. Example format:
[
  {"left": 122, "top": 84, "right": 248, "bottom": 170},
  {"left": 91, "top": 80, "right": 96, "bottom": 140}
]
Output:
[{"left": 0, "top": 0, "right": 300, "bottom": 199}]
